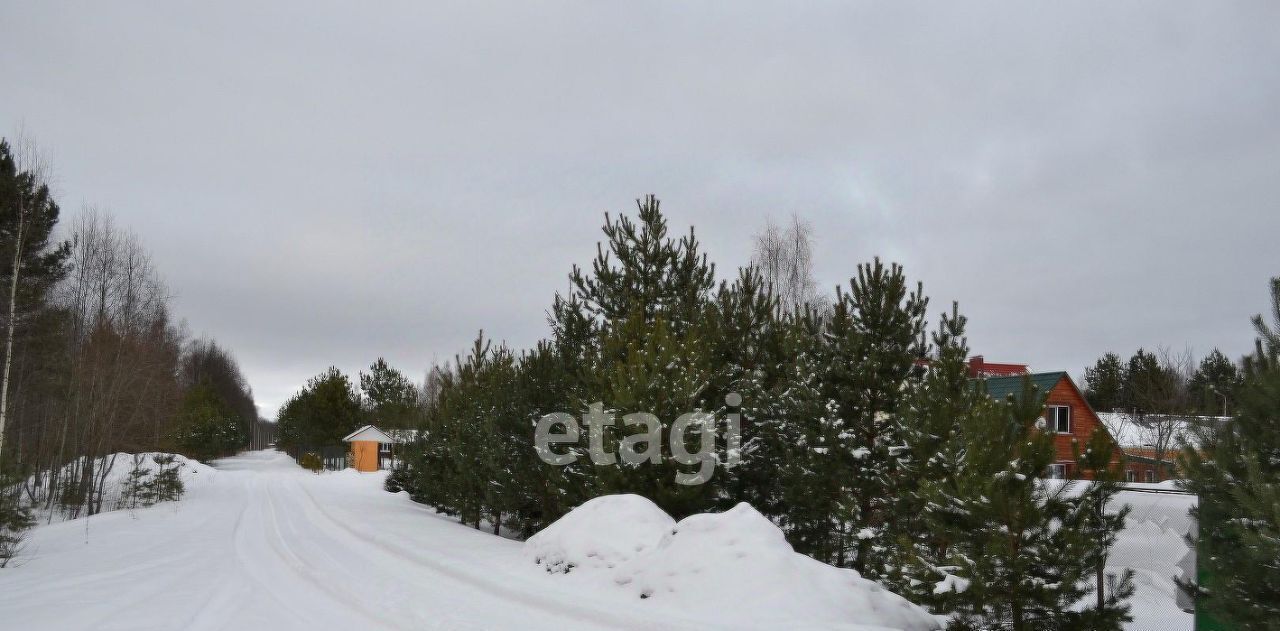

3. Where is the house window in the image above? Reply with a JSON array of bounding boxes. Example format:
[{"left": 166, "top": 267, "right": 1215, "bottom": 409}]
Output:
[
  {"left": 1126, "top": 469, "right": 1136, "bottom": 483},
  {"left": 1046, "top": 405, "right": 1070, "bottom": 433},
  {"left": 1145, "top": 469, "right": 1155, "bottom": 483},
  {"left": 1047, "top": 463, "right": 1067, "bottom": 479}
]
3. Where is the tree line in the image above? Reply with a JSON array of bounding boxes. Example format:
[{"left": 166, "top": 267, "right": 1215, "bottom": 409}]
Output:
[
  {"left": 1082, "top": 343, "right": 1247, "bottom": 479},
  {"left": 0, "top": 137, "right": 259, "bottom": 530},
  {"left": 382, "top": 196, "right": 1135, "bottom": 630},
  {"left": 1083, "top": 346, "right": 1242, "bottom": 417},
  {"left": 274, "top": 357, "right": 424, "bottom": 454}
]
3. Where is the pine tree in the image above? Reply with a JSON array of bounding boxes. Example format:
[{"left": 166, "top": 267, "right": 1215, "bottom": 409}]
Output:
[
  {"left": 1084, "top": 352, "right": 1126, "bottom": 412},
  {"left": 445, "top": 335, "right": 496, "bottom": 529},
  {"left": 1071, "top": 428, "right": 1136, "bottom": 630},
  {"left": 1180, "top": 277, "right": 1280, "bottom": 627},
  {"left": 276, "top": 367, "right": 363, "bottom": 450},
  {"left": 932, "top": 379, "right": 1096, "bottom": 630},
  {"left": 0, "top": 139, "right": 72, "bottom": 463},
  {"left": 594, "top": 311, "right": 716, "bottom": 517},
  {"left": 549, "top": 196, "right": 719, "bottom": 518},
  {"left": 706, "top": 267, "right": 787, "bottom": 514},
  {"left": 120, "top": 454, "right": 150, "bottom": 510},
  {"left": 891, "top": 305, "right": 1133, "bottom": 629},
  {"left": 478, "top": 344, "right": 518, "bottom": 534},
  {"left": 1187, "top": 348, "right": 1241, "bottom": 416},
  {"left": 773, "top": 308, "right": 846, "bottom": 562},
  {"left": 516, "top": 340, "right": 582, "bottom": 535},
  {"left": 397, "top": 359, "right": 464, "bottom": 513},
  {"left": 174, "top": 383, "right": 245, "bottom": 461},
  {"left": 1123, "top": 348, "right": 1174, "bottom": 414},
  {"left": 147, "top": 454, "right": 184, "bottom": 503},
  {"left": 894, "top": 302, "right": 991, "bottom": 606},
  {"left": 561, "top": 194, "right": 714, "bottom": 336},
  {"left": 359, "top": 358, "right": 421, "bottom": 429},
  {"left": 825, "top": 259, "right": 928, "bottom": 576},
  {"left": 0, "top": 464, "right": 33, "bottom": 567}
]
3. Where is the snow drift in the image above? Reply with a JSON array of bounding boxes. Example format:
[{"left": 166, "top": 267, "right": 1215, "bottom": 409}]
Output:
[
  {"left": 526, "top": 494, "right": 675, "bottom": 574},
  {"left": 525, "top": 495, "right": 940, "bottom": 630}
]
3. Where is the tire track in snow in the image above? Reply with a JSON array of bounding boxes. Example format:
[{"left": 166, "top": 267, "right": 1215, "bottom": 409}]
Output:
[
  {"left": 0, "top": 452, "right": 698, "bottom": 630},
  {"left": 257, "top": 477, "right": 410, "bottom": 630},
  {"left": 182, "top": 473, "right": 321, "bottom": 631},
  {"left": 180, "top": 475, "right": 258, "bottom": 631},
  {"left": 55, "top": 492, "right": 241, "bottom": 629}
]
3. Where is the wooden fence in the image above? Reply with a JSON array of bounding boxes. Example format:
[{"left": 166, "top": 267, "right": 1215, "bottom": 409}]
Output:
[{"left": 283, "top": 444, "right": 349, "bottom": 471}]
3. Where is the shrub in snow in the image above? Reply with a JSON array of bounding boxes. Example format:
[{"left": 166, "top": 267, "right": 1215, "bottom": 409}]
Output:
[
  {"left": 525, "top": 496, "right": 940, "bottom": 630},
  {"left": 148, "top": 455, "right": 185, "bottom": 503},
  {"left": 120, "top": 455, "right": 151, "bottom": 509},
  {"left": 0, "top": 469, "right": 33, "bottom": 568},
  {"left": 383, "top": 465, "right": 407, "bottom": 493},
  {"left": 524, "top": 494, "right": 674, "bottom": 574},
  {"left": 298, "top": 452, "right": 324, "bottom": 473},
  {"left": 117, "top": 454, "right": 186, "bottom": 510},
  {"left": 23, "top": 453, "right": 208, "bottom": 523}
]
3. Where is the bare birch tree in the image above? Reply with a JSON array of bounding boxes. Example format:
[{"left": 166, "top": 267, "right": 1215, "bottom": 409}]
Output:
[{"left": 751, "top": 213, "right": 826, "bottom": 313}]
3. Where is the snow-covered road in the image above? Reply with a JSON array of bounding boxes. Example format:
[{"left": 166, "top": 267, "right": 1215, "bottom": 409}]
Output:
[
  {"left": 1, "top": 450, "right": 1185, "bottom": 630},
  {"left": 0, "top": 451, "right": 696, "bottom": 631}
]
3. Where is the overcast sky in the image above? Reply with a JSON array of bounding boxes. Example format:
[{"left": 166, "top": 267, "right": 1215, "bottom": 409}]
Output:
[{"left": 4, "top": 2, "right": 1278, "bottom": 417}]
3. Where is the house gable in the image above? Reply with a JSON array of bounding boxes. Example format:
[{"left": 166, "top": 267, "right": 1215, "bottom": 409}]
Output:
[
  {"left": 342, "top": 425, "right": 393, "bottom": 444},
  {"left": 1042, "top": 375, "right": 1117, "bottom": 467},
  {"left": 980, "top": 372, "right": 1120, "bottom": 478}
]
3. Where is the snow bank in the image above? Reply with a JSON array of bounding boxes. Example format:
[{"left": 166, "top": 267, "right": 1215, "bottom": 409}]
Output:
[
  {"left": 99, "top": 452, "right": 214, "bottom": 487},
  {"left": 25, "top": 452, "right": 215, "bottom": 523},
  {"left": 1108, "top": 489, "right": 1197, "bottom": 631},
  {"left": 85, "top": 452, "right": 214, "bottom": 503},
  {"left": 525, "top": 497, "right": 940, "bottom": 630},
  {"left": 526, "top": 494, "right": 675, "bottom": 574}
]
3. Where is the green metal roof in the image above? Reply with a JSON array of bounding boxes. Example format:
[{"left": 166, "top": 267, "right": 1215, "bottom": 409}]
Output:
[{"left": 980, "top": 371, "right": 1067, "bottom": 401}]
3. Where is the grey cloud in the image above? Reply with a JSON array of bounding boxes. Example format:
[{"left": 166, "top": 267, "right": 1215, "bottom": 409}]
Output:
[{"left": 3, "top": 2, "right": 1277, "bottom": 415}]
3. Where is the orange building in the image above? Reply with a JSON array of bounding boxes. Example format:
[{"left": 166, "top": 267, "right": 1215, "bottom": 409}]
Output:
[
  {"left": 981, "top": 371, "right": 1121, "bottom": 480},
  {"left": 342, "top": 425, "right": 393, "bottom": 472}
]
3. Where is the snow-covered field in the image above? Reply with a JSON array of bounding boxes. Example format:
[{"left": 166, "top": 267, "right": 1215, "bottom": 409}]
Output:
[{"left": 0, "top": 450, "right": 935, "bottom": 630}]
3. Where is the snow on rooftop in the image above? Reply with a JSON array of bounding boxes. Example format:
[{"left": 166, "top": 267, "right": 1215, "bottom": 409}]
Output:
[
  {"left": 1098, "top": 412, "right": 1227, "bottom": 449},
  {"left": 341, "top": 424, "right": 394, "bottom": 443}
]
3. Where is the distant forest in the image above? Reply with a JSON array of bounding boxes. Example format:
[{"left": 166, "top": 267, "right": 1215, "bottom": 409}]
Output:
[{"left": 0, "top": 137, "right": 265, "bottom": 522}]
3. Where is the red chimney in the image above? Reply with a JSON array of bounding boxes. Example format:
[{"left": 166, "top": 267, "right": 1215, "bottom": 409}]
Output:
[{"left": 968, "top": 355, "right": 985, "bottom": 378}]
